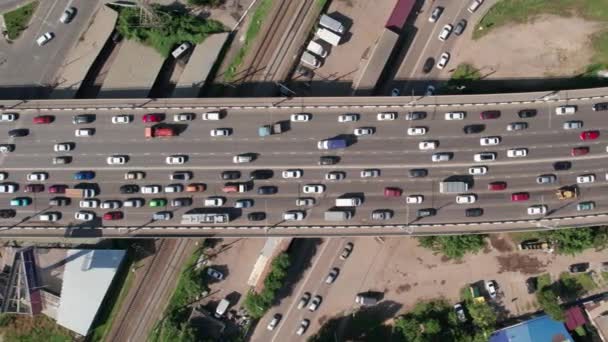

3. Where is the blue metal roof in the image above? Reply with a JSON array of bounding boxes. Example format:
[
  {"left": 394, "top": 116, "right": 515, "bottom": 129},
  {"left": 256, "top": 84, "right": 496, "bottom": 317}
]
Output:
[{"left": 489, "top": 315, "right": 573, "bottom": 342}]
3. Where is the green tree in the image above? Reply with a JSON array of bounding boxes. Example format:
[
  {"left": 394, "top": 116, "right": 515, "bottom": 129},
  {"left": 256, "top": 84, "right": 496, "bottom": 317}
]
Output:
[
  {"left": 536, "top": 287, "right": 565, "bottom": 321},
  {"left": 547, "top": 228, "right": 594, "bottom": 255},
  {"left": 243, "top": 253, "right": 291, "bottom": 319},
  {"left": 417, "top": 235, "right": 487, "bottom": 259},
  {"left": 394, "top": 316, "right": 423, "bottom": 341},
  {"left": 424, "top": 319, "right": 441, "bottom": 335},
  {"left": 467, "top": 301, "right": 497, "bottom": 332}
]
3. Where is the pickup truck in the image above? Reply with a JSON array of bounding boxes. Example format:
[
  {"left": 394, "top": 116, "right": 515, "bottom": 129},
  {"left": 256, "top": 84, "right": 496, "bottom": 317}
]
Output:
[{"left": 145, "top": 127, "right": 175, "bottom": 138}]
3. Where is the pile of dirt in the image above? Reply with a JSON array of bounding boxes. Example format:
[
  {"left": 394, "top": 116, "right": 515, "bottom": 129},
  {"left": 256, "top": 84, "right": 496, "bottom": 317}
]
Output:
[
  {"left": 496, "top": 254, "right": 547, "bottom": 275},
  {"left": 489, "top": 234, "right": 514, "bottom": 253}
]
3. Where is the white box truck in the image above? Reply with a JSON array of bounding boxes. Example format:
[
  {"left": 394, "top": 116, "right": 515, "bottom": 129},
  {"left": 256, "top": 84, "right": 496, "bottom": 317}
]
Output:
[
  {"left": 215, "top": 298, "right": 230, "bottom": 318},
  {"left": 319, "top": 14, "right": 345, "bottom": 34},
  {"left": 316, "top": 28, "right": 341, "bottom": 46},
  {"left": 335, "top": 198, "right": 361, "bottom": 207},
  {"left": 306, "top": 40, "right": 328, "bottom": 58},
  {"left": 301, "top": 51, "right": 321, "bottom": 68}
]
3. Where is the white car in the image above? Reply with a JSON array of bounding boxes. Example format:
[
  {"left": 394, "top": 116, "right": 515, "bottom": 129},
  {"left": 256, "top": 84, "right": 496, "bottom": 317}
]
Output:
[
  {"left": 419, "top": 140, "right": 438, "bottom": 150},
  {"left": 166, "top": 155, "right": 186, "bottom": 165},
  {"left": 59, "top": 7, "right": 76, "bottom": 23},
  {"left": 164, "top": 184, "right": 183, "bottom": 193},
  {"left": 296, "top": 198, "right": 315, "bottom": 206},
  {"left": 485, "top": 280, "right": 497, "bottom": 298},
  {"left": 291, "top": 113, "right": 311, "bottom": 122},
  {"left": 563, "top": 121, "right": 582, "bottom": 130},
  {"left": 377, "top": 112, "right": 396, "bottom": 121},
  {"left": 325, "top": 171, "right": 345, "bottom": 181},
  {"left": 101, "top": 200, "right": 122, "bottom": 209},
  {"left": 283, "top": 210, "right": 305, "bottom": 221},
  {"left": 75, "top": 128, "right": 94, "bottom": 137},
  {"left": 173, "top": 113, "right": 194, "bottom": 122},
  {"left": 233, "top": 154, "right": 253, "bottom": 163},
  {"left": 527, "top": 205, "right": 548, "bottom": 215},
  {"left": 26, "top": 172, "right": 48, "bottom": 181},
  {"left": 407, "top": 127, "right": 428, "bottom": 136},
  {"left": 406, "top": 195, "right": 424, "bottom": 204},
  {"left": 74, "top": 211, "right": 95, "bottom": 221},
  {"left": 338, "top": 113, "right": 359, "bottom": 122},
  {"left": 0, "top": 172, "right": 7, "bottom": 181},
  {"left": 267, "top": 314, "right": 281, "bottom": 331},
  {"left": 0, "top": 113, "right": 17, "bottom": 122},
  {"left": 210, "top": 128, "right": 232, "bottom": 137},
  {"left": 354, "top": 127, "right": 374, "bottom": 136},
  {"left": 577, "top": 174, "right": 596, "bottom": 184},
  {"left": 124, "top": 199, "right": 144, "bottom": 208},
  {"left": 361, "top": 169, "right": 380, "bottom": 178},
  {"left": 432, "top": 153, "right": 452, "bottom": 162},
  {"left": 0, "top": 184, "right": 17, "bottom": 193},
  {"left": 425, "top": 85, "right": 435, "bottom": 96},
  {"left": 507, "top": 122, "right": 528, "bottom": 131},
  {"left": 444, "top": 112, "right": 465, "bottom": 120},
  {"left": 480, "top": 136, "right": 501, "bottom": 146},
  {"left": 282, "top": 169, "right": 302, "bottom": 179},
  {"left": 36, "top": 32, "right": 54, "bottom": 46},
  {"left": 456, "top": 194, "right": 477, "bottom": 204},
  {"left": 204, "top": 197, "right": 225, "bottom": 207},
  {"left": 468, "top": 166, "right": 488, "bottom": 175},
  {"left": 555, "top": 105, "right": 576, "bottom": 115},
  {"left": 436, "top": 52, "right": 450, "bottom": 69},
  {"left": 429, "top": 6, "right": 443, "bottom": 22},
  {"left": 438, "top": 24, "right": 453, "bottom": 41},
  {"left": 141, "top": 185, "right": 161, "bottom": 194},
  {"left": 303, "top": 184, "right": 325, "bottom": 194},
  {"left": 79, "top": 199, "right": 99, "bottom": 208},
  {"left": 307, "top": 295, "right": 321, "bottom": 311},
  {"left": 507, "top": 148, "right": 528, "bottom": 158},
  {"left": 54, "top": 143, "right": 73, "bottom": 152},
  {"left": 107, "top": 155, "right": 127, "bottom": 165},
  {"left": 111, "top": 115, "right": 132, "bottom": 124}
]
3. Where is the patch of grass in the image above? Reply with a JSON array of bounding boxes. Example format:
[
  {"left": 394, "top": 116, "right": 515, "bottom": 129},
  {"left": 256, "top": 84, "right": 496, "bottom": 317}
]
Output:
[
  {"left": 537, "top": 273, "right": 552, "bottom": 290},
  {"left": 0, "top": 315, "right": 74, "bottom": 341},
  {"left": 223, "top": 0, "right": 273, "bottom": 82},
  {"left": 508, "top": 231, "right": 544, "bottom": 244},
  {"left": 602, "top": 272, "right": 608, "bottom": 281},
  {"left": 3, "top": 1, "right": 38, "bottom": 40},
  {"left": 451, "top": 63, "right": 482, "bottom": 81},
  {"left": 316, "top": 0, "right": 329, "bottom": 8}
]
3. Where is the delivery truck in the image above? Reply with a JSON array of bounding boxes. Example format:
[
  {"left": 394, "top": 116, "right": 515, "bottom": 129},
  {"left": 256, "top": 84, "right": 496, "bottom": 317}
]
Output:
[
  {"left": 258, "top": 122, "right": 284, "bottom": 137},
  {"left": 316, "top": 27, "right": 341, "bottom": 46},
  {"left": 301, "top": 51, "right": 321, "bottom": 68},
  {"left": 318, "top": 138, "right": 347, "bottom": 150},
  {"left": 319, "top": 14, "right": 345, "bottom": 34},
  {"left": 439, "top": 181, "right": 469, "bottom": 193},
  {"left": 306, "top": 40, "right": 327, "bottom": 58},
  {"left": 145, "top": 127, "right": 176, "bottom": 138},
  {"left": 324, "top": 210, "right": 352, "bottom": 221},
  {"left": 66, "top": 188, "right": 97, "bottom": 198}
]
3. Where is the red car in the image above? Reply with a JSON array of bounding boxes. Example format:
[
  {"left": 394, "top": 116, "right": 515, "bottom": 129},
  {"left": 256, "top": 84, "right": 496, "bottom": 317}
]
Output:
[
  {"left": 580, "top": 131, "right": 599, "bottom": 141},
  {"left": 103, "top": 211, "right": 123, "bottom": 220},
  {"left": 141, "top": 113, "right": 163, "bottom": 123},
  {"left": 571, "top": 146, "right": 590, "bottom": 156},
  {"left": 384, "top": 187, "right": 402, "bottom": 197},
  {"left": 25, "top": 184, "right": 44, "bottom": 193},
  {"left": 488, "top": 182, "right": 507, "bottom": 191},
  {"left": 480, "top": 110, "right": 500, "bottom": 120},
  {"left": 33, "top": 115, "right": 54, "bottom": 124},
  {"left": 48, "top": 185, "right": 67, "bottom": 194},
  {"left": 511, "top": 192, "right": 530, "bottom": 202}
]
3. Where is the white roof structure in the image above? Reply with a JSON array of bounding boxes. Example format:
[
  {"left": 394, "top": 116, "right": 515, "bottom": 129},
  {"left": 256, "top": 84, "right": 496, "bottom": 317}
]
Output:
[{"left": 56, "top": 249, "right": 126, "bottom": 336}]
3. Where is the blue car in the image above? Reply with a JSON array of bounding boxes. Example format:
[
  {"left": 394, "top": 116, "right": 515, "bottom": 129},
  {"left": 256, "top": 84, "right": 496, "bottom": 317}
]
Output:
[{"left": 74, "top": 171, "right": 95, "bottom": 180}]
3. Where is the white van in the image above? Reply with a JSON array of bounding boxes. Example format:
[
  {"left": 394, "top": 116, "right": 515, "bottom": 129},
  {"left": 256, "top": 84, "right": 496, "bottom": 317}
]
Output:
[
  {"left": 301, "top": 51, "right": 321, "bottom": 68},
  {"left": 202, "top": 112, "right": 221, "bottom": 120},
  {"left": 316, "top": 28, "right": 341, "bottom": 46},
  {"left": 335, "top": 198, "right": 361, "bottom": 207},
  {"left": 306, "top": 40, "right": 328, "bottom": 58},
  {"left": 319, "top": 14, "right": 345, "bottom": 34},
  {"left": 172, "top": 42, "right": 191, "bottom": 59}
]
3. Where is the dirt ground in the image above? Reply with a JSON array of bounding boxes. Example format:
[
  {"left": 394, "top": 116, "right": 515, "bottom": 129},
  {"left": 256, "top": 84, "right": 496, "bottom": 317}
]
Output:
[{"left": 451, "top": 15, "right": 606, "bottom": 78}]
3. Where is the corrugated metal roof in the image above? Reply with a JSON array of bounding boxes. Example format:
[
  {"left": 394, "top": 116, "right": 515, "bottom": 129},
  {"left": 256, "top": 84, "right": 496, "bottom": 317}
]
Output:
[{"left": 385, "top": 0, "right": 416, "bottom": 32}]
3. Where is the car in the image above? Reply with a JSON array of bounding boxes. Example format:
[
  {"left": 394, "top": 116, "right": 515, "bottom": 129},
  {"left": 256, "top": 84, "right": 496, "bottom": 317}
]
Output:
[
  {"left": 54, "top": 143, "right": 73, "bottom": 152},
  {"left": 210, "top": 128, "right": 232, "bottom": 137},
  {"left": 204, "top": 197, "right": 225, "bottom": 207},
  {"left": 233, "top": 154, "right": 254, "bottom": 163},
  {"left": 0, "top": 209, "right": 16, "bottom": 219},
  {"left": 577, "top": 174, "right": 596, "bottom": 184},
  {"left": 0, "top": 173, "right": 7, "bottom": 181},
  {"left": 125, "top": 171, "right": 145, "bottom": 180},
  {"left": 377, "top": 112, "right": 396, "bottom": 121},
  {"left": 438, "top": 24, "right": 453, "bottom": 41},
  {"left": 555, "top": 105, "right": 577, "bottom": 115},
  {"left": 371, "top": 209, "right": 393, "bottom": 220},
  {"left": 384, "top": 187, "right": 402, "bottom": 197},
  {"left": 456, "top": 194, "right": 477, "bottom": 204},
  {"left": 527, "top": 205, "right": 548, "bottom": 215},
  {"left": 407, "top": 127, "right": 428, "bottom": 135},
  {"left": 124, "top": 198, "right": 145, "bottom": 208},
  {"left": 249, "top": 169, "right": 273, "bottom": 180},
  {"left": 325, "top": 171, "right": 345, "bottom": 181},
  {"left": 569, "top": 263, "right": 590, "bottom": 273},
  {"left": 74, "top": 170, "right": 95, "bottom": 180},
  {"left": 185, "top": 183, "right": 205, "bottom": 192},
  {"left": 536, "top": 174, "right": 557, "bottom": 184},
  {"left": 454, "top": 19, "right": 467, "bottom": 35},
  {"left": 319, "top": 156, "right": 339, "bottom": 165},
  {"left": 340, "top": 242, "right": 354, "bottom": 260},
  {"left": 511, "top": 192, "right": 530, "bottom": 201},
  {"left": 485, "top": 280, "right": 497, "bottom": 298},
  {"left": 526, "top": 277, "right": 538, "bottom": 294},
  {"left": 518, "top": 109, "right": 537, "bottom": 118},
  {"left": 166, "top": 155, "right": 186, "bottom": 165},
  {"left": 361, "top": 169, "right": 380, "bottom": 178},
  {"left": 149, "top": 199, "right": 167, "bottom": 207},
  {"left": 173, "top": 113, "right": 194, "bottom": 122},
  {"left": 577, "top": 201, "right": 595, "bottom": 211},
  {"left": 53, "top": 156, "right": 71, "bottom": 165},
  {"left": 404, "top": 111, "right": 427, "bottom": 121},
  {"left": 60, "top": 7, "right": 76, "bottom": 23},
  {"left": 296, "top": 319, "right": 310, "bottom": 336},
  {"left": 580, "top": 130, "right": 600, "bottom": 140},
  {"left": 8, "top": 129, "right": 28, "bottom": 137},
  {"left": 247, "top": 212, "right": 266, "bottom": 221},
  {"left": 10, "top": 197, "right": 31, "bottom": 207},
  {"left": 507, "top": 122, "right": 528, "bottom": 131},
  {"left": 480, "top": 136, "right": 501, "bottom": 146},
  {"left": 507, "top": 148, "right": 528, "bottom": 158},
  {"left": 142, "top": 113, "right": 163, "bottom": 123},
  {"left": 72, "top": 114, "right": 94, "bottom": 124},
  {"left": 283, "top": 210, "right": 305, "bottom": 221},
  {"left": 406, "top": 195, "right": 424, "bottom": 204},
  {"left": 74, "top": 211, "right": 95, "bottom": 221},
  {"left": 221, "top": 171, "right": 240, "bottom": 180},
  {"left": 425, "top": 85, "right": 435, "bottom": 96},
  {"left": 0, "top": 113, "right": 17, "bottom": 122},
  {"left": 171, "top": 198, "right": 192, "bottom": 207},
  {"left": 429, "top": 6, "right": 443, "bottom": 22},
  {"left": 416, "top": 208, "right": 437, "bottom": 218},
  {"left": 432, "top": 152, "right": 452, "bottom": 162},
  {"left": 267, "top": 314, "right": 282, "bottom": 331},
  {"left": 26, "top": 172, "right": 48, "bottom": 181},
  {"left": 338, "top": 113, "right": 360, "bottom": 122},
  {"left": 391, "top": 88, "right": 400, "bottom": 96},
  {"left": 281, "top": 169, "right": 302, "bottom": 179},
  {"left": 454, "top": 303, "right": 466, "bottom": 322},
  {"left": 75, "top": 128, "right": 94, "bottom": 137},
  {"left": 79, "top": 200, "right": 98, "bottom": 209},
  {"left": 33, "top": 115, "right": 53, "bottom": 124},
  {"left": 103, "top": 211, "right": 123, "bottom": 221},
  {"left": 563, "top": 121, "right": 583, "bottom": 130},
  {"left": 465, "top": 208, "right": 484, "bottom": 217},
  {"left": 107, "top": 155, "right": 127, "bottom": 165},
  {"left": 354, "top": 127, "right": 375, "bottom": 136},
  {"left": 474, "top": 152, "right": 496, "bottom": 162},
  {"left": 152, "top": 211, "right": 173, "bottom": 221},
  {"left": 325, "top": 268, "right": 339, "bottom": 284},
  {"left": 296, "top": 198, "right": 315, "bottom": 206},
  {"left": 480, "top": 110, "right": 500, "bottom": 120},
  {"left": 234, "top": 199, "right": 254, "bottom": 209},
  {"left": 571, "top": 146, "right": 589, "bottom": 156},
  {"left": 419, "top": 141, "right": 438, "bottom": 150},
  {"left": 101, "top": 200, "right": 122, "bottom": 210},
  {"left": 303, "top": 184, "right": 325, "bottom": 194},
  {"left": 464, "top": 124, "right": 485, "bottom": 134},
  {"left": 257, "top": 186, "right": 278, "bottom": 195},
  {"left": 111, "top": 115, "right": 132, "bottom": 124},
  {"left": 49, "top": 197, "right": 70, "bottom": 206},
  {"left": 593, "top": 102, "right": 608, "bottom": 111},
  {"left": 409, "top": 169, "right": 428, "bottom": 178},
  {"left": 0, "top": 183, "right": 17, "bottom": 193},
  {"left": 488, "top": 182, "right": 507, "bottom": 191},
  {"left": 553, "top": 161, "right": 572, "bottom": 171},
  {"left": 0, "top": 144, "right": 15, "bottom": 153},
  {"left": 48, "top": 184, "right": 66, "bottom": 193},
  {"left": 24, "top": 185, "right": 43, "bottom": 195},
  {"left": 121, "top": 185, "right": 140, "bottom": 194},
  {"left": 140, "top": 185, "right": 160, "bottom": 194},
  {"left": 468, "top": 166, "right": 488, "bottom": 175},
  {"left": 445, "top": 112, "right": 465, "bottom": 120},
  {"left": 36, "top": 32, "right": 54, "bottom": 46},
  {"left": 308, "top": 295, "right": 322, "bottom": 312},
  {"left": 436, "top": 52, "right": 450, "bottom": 69},
  {"left": 207, "top": 267, "right": 224, "bottom": 280},
  {"left": 297, "top": 293, "right": 311, "bottom": 309},
  {"left": 422, "top": 57, "right": 435, "bottom": 73},
  {"left": 291, "top": 113, "right": 311, "bottom": 122}
]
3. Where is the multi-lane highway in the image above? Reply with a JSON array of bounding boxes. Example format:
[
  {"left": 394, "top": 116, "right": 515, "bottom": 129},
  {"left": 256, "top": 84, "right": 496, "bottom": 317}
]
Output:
[{"left": 0, "top": 90, "right": 606, "bottom": 237}]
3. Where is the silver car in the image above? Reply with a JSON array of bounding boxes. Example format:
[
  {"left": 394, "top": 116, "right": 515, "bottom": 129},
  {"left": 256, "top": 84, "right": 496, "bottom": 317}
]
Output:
[{"left": 536, "top": 174, "right": 556, "bottom": 184}]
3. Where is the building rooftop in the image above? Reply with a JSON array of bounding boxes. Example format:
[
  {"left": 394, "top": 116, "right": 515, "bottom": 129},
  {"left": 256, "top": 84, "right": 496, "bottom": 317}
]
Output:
[{"left": 489, "top": 315, "right": 573, "bottom": 342}]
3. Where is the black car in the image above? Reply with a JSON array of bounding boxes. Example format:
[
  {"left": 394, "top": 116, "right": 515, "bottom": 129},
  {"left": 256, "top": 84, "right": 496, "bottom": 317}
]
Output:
[
  {"left": 221, "top": 170, "right": 241, "bottom": 180},
  {"left": 518, "top": 109, "right": 537, "bottom": 118},
  {"left": 25, "top": 184, "right": 44, "bottom": 193},
  {"left": 422, "top": 57, "right": 435, "bottom": 73},
  {"left": 465, "top": 208, "right": 483, "bottom": 217},
  {"left": 416, "top": 208, "right": 436, "bottom": 218},
  {"left": 526, "top": 277, "right": 538, "bottom": 294},
  {"left": 569, "top": 262, "right": 590, "bottom": 273},
  {"left": 319, "top": 156, "right": 339, "bottom": 165},
  {"left": 8, "top": 128, "right": 29, "bottom": 137},
  {"left": 463, "top": 124, "right": 485, "bottom": 134},
  {"left": 248, "top": 212, "right": 266, "bottom": 221},
  {"left": 49, "top": 197, "right": 70, "bottom": 206},
  {"left": 0, "top": 209, "right": 16, "bottom": 218},
  {"left": 405, "top": 111, "right": 427, "bottom": 120},
  {"left": 553, "top": 161, "right": 572, "bottom": 171},
  {"left": 409, "top": 169, "right": 428, "bottom": 178},
  {"left": 249, "top": 169, "right": 274, "bottom": 180},
  {"left": 593, "top": 102, "right": 608, "bottom": 111},
  {"left": 257, "top": 186, "right": 278, "bottom": 195},
  {"left": 72, "top": 114, "right": 95, "bottom": 124},
  {"left": 120, "top": 184, "right": 140, "bottom": 194},
  {"left": 171, "top": 171, "right": 192, "bottom": 181},
  {"left": 454, "top": 19, "right": 467, "bottom": 36}
]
